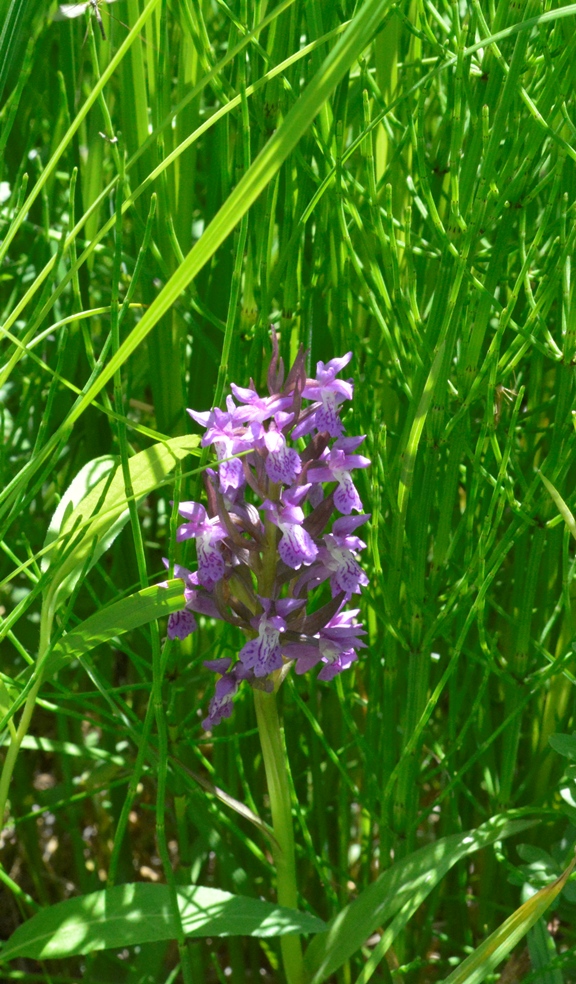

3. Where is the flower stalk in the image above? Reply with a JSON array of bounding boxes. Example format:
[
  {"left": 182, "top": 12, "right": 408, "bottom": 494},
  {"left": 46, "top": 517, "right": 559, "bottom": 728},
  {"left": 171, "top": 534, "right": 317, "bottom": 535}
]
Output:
[{"left": 254, "top": 687, "right": 305, "bottom": 984}]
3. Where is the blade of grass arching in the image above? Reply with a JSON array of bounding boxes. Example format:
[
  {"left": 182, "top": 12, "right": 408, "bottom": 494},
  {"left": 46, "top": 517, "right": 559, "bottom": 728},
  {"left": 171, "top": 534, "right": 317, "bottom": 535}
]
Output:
[
  {"left": 539, "top": 474, "right": 576, "bottom": 540},
  {"left": 437, "top": 857, "right": 576, "bottom": 984},
  {"left": 53, "top": 0, "right": 394, "bottom": 433},
  {"left": 0, "top": 0, "right": 163, "bottom": 267},
  {"left": 0, "top": 18, "right": 349, "bottom": 397}
]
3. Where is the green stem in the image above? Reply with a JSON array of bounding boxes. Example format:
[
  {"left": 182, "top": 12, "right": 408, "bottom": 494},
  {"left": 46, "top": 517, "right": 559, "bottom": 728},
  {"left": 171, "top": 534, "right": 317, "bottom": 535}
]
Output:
[
  {"left": 0, "top": 603, "right": 53, "bottom": 827},
  {"left": 253, "top": 688, "right": 304, "bottom": 984}
]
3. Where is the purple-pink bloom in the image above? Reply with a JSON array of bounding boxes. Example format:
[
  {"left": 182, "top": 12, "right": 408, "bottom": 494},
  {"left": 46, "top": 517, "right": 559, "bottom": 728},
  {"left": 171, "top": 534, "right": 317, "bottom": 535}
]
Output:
[
  {"left": 318, "top": 512, "right": 370, "bottom": 597},
  {"left": 188, "top": 399, "right": 254, "bottom": 495},
  {"left": 159, "top": 339, "right": 370, "bottom": 728},
  {"left": 308, "top": 440, "right": 370, "bottom": 514},
  {"left": 202, "top": 659, "right": 252, "bottom": 729},
  {"left": 262, "top": 487, "right": 319, "bottom": 569},
  {"left": 294, "top": 353, "right": 354, "bottom": 437},
  {"left": 176, "top": 502, "right": 227, "bottom": 587},
  {"left": 294, "top": 609, "right": 367, "bottom": 679},
  {"left": 260, "top": 413, "right": 302, "bottom": 485},
  {"left": 229, "top": 384, "right": 293, "bottom": 423},
  {"left": 168, "top": 609, "right": 197, "bottom": 640},
  {"left": 239, "top": 610, "right": 287, "bottom": 677},
  {"left": 319, "top": 534, "right": 369, "bottom": 598}
]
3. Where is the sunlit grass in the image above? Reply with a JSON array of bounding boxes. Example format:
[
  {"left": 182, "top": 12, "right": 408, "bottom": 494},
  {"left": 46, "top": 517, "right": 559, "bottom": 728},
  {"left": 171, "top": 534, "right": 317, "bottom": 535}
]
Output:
[{"left": 2, "top": 0, "right": 576, "bottom": 980}]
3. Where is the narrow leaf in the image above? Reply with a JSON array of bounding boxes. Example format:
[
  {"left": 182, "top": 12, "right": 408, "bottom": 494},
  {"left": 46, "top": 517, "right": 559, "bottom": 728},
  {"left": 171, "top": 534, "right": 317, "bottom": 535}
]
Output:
[
  {"left": 0, "top": 883, "right": 327, "bottom": 961},
  {"left": 437, "top": 857, "right": 576, "bottom": 984},
  {"left": 304, "top": 816, "right": 536, "bottom": 984},
  {"left": 40, "top": 581, "right": 185, "bottom": 679},
  {"left": 539, "top": 473, "right": 576, "bottom": 540}
]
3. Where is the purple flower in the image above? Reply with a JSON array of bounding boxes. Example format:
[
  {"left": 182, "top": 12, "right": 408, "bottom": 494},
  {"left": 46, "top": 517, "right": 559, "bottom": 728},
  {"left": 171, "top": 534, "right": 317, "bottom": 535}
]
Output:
[
  {"left": 202, "top": 659, "right": 252, "bottom": 729},
  {"left": 262, "top": 414, "right": 302, "bottom": 485},
  {"left": 158, "top": 336, "right": 370, "bottom": 729},
  {"left": 318, "top": 513, "right": 370, "bottom": 597},
  {"left": 176, "top": 502, "right": 227, "bottom": 587},
  {"left": 294, "top": 353, "right": 354, "bottom": 437},
  {"left": 229, "top": 384, "right": 293, "bottom": 423},
  {"left": 308, "top": 439, "right": 370, "bottom": 514},
  {"left": 161, "top": 558, "right": 225, "bottom": 638},
  {"left": 168, "top": 609, "right": 197, "bottom": 640},
  {"left": 319, "top": 537, "right": 368, "bottom": 598},
  {"left": 239, "top": 606, "right": 287, "bottom": 677},
  {"left": 262, "top": 486, "right": 319, "bottom": 569},
  {"left": 294, "top": 609, "right": 367, "bottom": 680},
  {"left": 188, "top": 398, "right": 254, "bottom": 495}
]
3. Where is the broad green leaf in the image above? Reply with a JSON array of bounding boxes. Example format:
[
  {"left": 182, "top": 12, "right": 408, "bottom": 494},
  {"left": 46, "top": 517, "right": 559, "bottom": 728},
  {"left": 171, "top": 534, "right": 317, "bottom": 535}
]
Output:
[
  {"left": 43, "top": 435, "right": 199, "bottom": 608},
  {"left": 304, "top": 816, "right": 536, "bottom": 984},
  {"left": 549, "top": 733, "right": 576, "bottom": 760},
  {"left": 40, "top": 581, "right": 185, "bottom": 679},
  {"left": 42, "top": 454, "right": 116, "bottom": 567},
  {"left": 0, "top": 883, "right": 327, "bottom": 961},
  {"left": 437, "top": 857, "right": 575, "bottom": 984}
]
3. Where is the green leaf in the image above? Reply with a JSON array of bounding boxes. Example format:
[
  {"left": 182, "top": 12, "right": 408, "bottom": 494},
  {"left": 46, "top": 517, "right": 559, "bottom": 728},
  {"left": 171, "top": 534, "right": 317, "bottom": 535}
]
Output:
[
  {"left": 304, "top": 816, "right": 536, "bottom": 984},
  {"left": 40, "top": 581, "right": 185, "bottom": 679},
  {"left": 0, "top": 883, "right": 327, "bottom": 961},
  {"left": 549, "top": 733, "right": 576, "bottom": 760},
  {"left": 437, "top": 858, "right": 575, "bottom": 984},
  {"left": 42, "top": 453, "right": 116, "bottom": 565},
  {"left": 43, "top": 435, "right": 199, "bottom": 607}
]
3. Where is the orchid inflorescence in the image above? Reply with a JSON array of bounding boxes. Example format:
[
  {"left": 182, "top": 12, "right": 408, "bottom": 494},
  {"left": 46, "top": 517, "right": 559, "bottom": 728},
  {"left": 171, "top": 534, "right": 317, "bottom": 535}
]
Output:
[{"left": 164, "top": 333, "right": 370, "bottom": 730}]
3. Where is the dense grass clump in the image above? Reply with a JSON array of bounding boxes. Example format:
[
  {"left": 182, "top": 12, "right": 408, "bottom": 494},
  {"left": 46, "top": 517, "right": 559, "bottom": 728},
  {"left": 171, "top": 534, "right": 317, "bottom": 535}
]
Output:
[{"left": 3, "top": 0, "right": 576, "bottom": 981}]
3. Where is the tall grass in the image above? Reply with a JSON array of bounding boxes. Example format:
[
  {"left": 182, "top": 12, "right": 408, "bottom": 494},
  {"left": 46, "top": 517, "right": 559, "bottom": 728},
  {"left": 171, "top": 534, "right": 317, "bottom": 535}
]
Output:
[{"left": 2, "top": 0, "right": 576, "bottom": 980}]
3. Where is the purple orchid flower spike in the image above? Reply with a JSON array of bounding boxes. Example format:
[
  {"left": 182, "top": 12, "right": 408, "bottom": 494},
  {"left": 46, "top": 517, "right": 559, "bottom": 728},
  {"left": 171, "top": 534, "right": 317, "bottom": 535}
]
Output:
[{"left": 159, "top": 333, "right": 370, "bottom": 729}]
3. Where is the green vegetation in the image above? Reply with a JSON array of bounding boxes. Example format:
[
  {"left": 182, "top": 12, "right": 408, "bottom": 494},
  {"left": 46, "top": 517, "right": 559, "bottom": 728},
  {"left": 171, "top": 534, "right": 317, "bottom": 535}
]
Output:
[{"left": 2, "top": 0, "right": 576, "bottom": 981}]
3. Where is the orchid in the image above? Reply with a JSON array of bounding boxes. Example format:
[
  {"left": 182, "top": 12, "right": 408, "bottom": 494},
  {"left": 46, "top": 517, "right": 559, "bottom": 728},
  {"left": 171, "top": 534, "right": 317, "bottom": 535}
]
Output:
[{"left": 163, "top": 331, "right": 370, "bottom": 729}]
